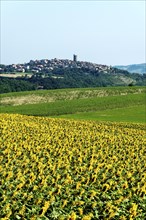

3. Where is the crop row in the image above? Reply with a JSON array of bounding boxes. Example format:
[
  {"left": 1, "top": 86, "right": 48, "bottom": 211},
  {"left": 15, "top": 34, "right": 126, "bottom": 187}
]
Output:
[{"left": 0, "top": 114, "right": 146, "bottom": 219}]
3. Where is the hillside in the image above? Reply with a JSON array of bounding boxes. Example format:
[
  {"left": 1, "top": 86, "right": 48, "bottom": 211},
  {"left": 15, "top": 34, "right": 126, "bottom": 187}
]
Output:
[
  {"left": 114, "top": 63, "right": 146, "bottom": 74},
  {"left": 0, "top": 59, "right": 146, "bottom": 93},
  {"left": 0, "top": 86, "right": 145, "bottom": 123}
]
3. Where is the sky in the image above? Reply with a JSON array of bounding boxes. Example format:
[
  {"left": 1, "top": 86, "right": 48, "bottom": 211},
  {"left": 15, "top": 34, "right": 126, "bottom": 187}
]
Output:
[{"left": 1, "top": 0, "right": 145, "bottom": 66}]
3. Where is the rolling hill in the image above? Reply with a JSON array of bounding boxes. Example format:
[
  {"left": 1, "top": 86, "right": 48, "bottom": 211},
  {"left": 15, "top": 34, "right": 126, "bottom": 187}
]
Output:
[
  {"left": 0, "top": 86, "right": 145, "bottom": 123},
  {"left": 0, "top": 59, "right": 146, "bottom": 93},
  {"left": 114, "top": 63, "right": 146, "bottom": 74}
]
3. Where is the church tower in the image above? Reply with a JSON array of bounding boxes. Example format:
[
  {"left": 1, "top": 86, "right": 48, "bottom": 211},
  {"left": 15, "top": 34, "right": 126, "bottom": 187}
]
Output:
[{"left": 73, "top": 54, "right": 77, "bottom": 62}]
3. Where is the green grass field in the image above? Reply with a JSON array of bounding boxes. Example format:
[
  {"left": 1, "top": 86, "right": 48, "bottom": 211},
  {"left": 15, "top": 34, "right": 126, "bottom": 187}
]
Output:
[
  {"left": 0, "top": 86, "right": 145, "bottom": 123},
  {"left": 1, "top": 86, "right": 145, "bottom": 100},
  {"left": 55, "top": 105, "right": 145, "bottom": 123}
]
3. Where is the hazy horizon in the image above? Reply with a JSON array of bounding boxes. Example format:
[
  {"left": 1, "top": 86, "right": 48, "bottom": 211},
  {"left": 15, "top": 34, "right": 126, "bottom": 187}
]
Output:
[
  {"left": 1, "top": 0, "right": 145, "bottom": 66},
  {"left": 0, "top": 56, "right": 146, "bottom": 67}
]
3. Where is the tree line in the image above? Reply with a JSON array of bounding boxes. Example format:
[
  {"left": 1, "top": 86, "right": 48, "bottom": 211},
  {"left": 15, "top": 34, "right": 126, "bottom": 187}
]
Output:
[{"left": 0, "top": 68, "right": 145, "bottom": 93}]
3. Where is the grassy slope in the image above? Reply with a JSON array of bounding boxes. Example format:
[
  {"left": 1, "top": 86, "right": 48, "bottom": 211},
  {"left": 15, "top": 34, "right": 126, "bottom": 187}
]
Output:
[
  {"left": 1, "top": 86, "right": 145, "bottom": 98},
  {"left": 0, "top": 86, "right": 145, "bottom": 123},
  {"left": 56, "top": 105, "right": 145, "bottom": 123}
]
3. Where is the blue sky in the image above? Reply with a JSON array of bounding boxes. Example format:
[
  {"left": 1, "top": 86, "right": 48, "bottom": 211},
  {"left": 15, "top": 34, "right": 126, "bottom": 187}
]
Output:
[{"left": 1, "top": 0, "right": 145, "bottom": 65}]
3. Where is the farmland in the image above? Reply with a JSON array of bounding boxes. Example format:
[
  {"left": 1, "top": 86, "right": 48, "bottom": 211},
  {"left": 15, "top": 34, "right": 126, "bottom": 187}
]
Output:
[
  {"left": 0, "top": 86, "right": 145, "bottom": 219},
  {"left": 0, "top": 114, "right": 146, "bottom": 219},
  {"left": 56, "top": 105, "right": 145, "bottom": 124},
  {"left": 0, "top": 86, "right": 145, "bottom": 124}
]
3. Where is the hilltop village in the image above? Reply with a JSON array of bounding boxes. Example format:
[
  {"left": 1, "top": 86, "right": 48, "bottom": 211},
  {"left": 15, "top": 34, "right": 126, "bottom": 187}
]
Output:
[
  {"left": 0, "top": 56, "right": 145, "bottom": 94},
  {"left": 0, "top": 55, "right": 112, "bottom": 74}
]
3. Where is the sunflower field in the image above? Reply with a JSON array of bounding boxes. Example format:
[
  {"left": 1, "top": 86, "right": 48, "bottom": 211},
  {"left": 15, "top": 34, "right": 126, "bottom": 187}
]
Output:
[{"left": 0, "top": 114, "right": 146, "bottom": 219}]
